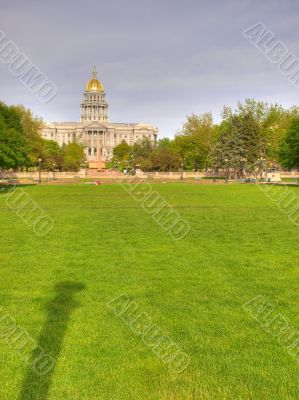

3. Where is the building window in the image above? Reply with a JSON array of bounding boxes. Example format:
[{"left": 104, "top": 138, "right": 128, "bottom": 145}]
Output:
[
  {"left": 94, "top": 148, "right": 97, "bottom": 156},
  {"left": 88, "top": 148, "right": 92, "bottom": 156}
]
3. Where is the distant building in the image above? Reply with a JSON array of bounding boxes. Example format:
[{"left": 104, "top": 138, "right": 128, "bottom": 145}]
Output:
[{"left": 41, "top": 67, "right": 158, "bottom": 167}]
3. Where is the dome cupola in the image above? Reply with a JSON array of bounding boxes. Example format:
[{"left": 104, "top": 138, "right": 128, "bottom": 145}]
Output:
[{"left": 85, "top": 66, "right": 104, "bottom": 92}]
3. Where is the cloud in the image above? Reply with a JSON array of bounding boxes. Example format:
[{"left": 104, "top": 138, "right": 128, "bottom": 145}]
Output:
[{"left": 0, "top": 0, "right": 299, "bottom": 137}]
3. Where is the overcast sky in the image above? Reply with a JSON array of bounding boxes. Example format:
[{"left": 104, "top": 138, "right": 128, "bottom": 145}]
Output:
[{"left": 0, "top": 0, "right": 299, "bottom": 137}]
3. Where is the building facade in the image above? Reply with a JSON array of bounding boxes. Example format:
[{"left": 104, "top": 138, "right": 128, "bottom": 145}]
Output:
[{"left": 41, "top": 67, "right": 158, "bottom": 166}]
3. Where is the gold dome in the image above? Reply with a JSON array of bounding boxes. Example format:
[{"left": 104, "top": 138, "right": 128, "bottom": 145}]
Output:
[{"left": 85, "top": 67, "right": 104, "bottom": 92}]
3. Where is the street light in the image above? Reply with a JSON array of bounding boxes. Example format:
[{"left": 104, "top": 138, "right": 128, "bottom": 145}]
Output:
[
  {"left": 38, "top": 158, "right": 42, "bottom": 184},
  {"left": 224, "top": 158, "right": 229, "bottom": 183},
  {"left": 82, "top": 159, "right": 88, "bottom": 177},
  {"left": 129, "top": 154, "right": 135, "bottom": 175},
  {"left": 258, "top": 157, "right": 266, "bottom": 181},
  {"left": 180, "top": 162, "right": 184, "bottom": 180},
  {"left": 53, "top": 163, "right": 56, "bottom": 180},
  {"left": 241, "top": 157, "right": 247, "bottom": 178}
]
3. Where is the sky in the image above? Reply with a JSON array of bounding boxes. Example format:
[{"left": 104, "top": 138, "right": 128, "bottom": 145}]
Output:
[{"left": 0, "top": 0, "right": 299, "bottom": 138}]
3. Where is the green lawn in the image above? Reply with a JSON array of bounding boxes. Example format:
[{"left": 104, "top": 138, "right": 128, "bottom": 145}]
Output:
[{"left": 0, "top": 183, "right": 298, "bottom": 399}]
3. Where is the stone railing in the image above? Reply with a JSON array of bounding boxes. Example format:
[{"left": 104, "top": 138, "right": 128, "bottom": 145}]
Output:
[{"left": 0, "top": 169, "right": 297, "bottom": 181}]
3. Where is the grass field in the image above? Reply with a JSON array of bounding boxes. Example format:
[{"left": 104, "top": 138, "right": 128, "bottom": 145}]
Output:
[{"left": 0, "top": 183, "right": 299, "bottom": 399}]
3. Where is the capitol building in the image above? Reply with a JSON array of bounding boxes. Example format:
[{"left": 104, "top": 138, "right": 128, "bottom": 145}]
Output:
[{"left": 41, "top": 67, "right": 158, "bottom": 167}]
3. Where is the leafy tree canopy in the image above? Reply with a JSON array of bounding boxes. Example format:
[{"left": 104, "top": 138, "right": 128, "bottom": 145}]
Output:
[
  {"left": 62, "top": 142, "right": 85, "bottom": 171},
  {"left": 279, "top": 117, "right": 299, "bottom": 169}
]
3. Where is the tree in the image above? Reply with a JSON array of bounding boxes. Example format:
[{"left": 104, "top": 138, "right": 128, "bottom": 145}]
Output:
[
  {"left": 150, "top": 148, "right": 180, "bottom": 171},
  {"left": 132, "top": 137, "right": 154, "bottom": 160},
  {"left": 130, "top": 137, "right": 154, "bottom": 170},
  {"left": 112, "top": 140, "right": 132, "bottom": 163},
  {"left": 212, "top": 103, "right": 265, "bottom": 177},
  {"left": 223, "top": 99, "right": 297, "bottom": 164},
  {"left": 174, "top": 112, "right": 215, "bottom": 170},
  {"left": 279, "top": 117, "right": 299, "bottom": 169},
  {"left": 148, "top": 138, "right": 181, "bottom": 171},
  {"left": 0, "top": 102, "right": 30, "bottom": 170},
  {"left": 261, "top": 104, "right": 298, "bottom": 162},
  {"left": 211, "top": 121, "right": 234, "bottom": 171},
  {"left": 62, "top": 143, "right": 85, "bottom": 171},
  {"left": 13, "top": 105, "right": 44, "bottom": 166},
  {"left": 42, "top": 140, "right": 63, "bottom": 170},
  {"left": 156, "top": 138, "right": 174, "bottom": 151}
]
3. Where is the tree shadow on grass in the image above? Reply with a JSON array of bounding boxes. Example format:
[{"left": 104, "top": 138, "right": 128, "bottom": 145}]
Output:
[
  {"left": 18, "top": 281, "right": 85, "bottom": 400},
  {"left": 0, "top": 185, "right": 17, "bottom": 195}
]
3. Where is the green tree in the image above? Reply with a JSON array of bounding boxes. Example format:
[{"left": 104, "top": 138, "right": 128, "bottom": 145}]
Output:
[
  {"left": 132, "top": 137, "right": 154, "bottom": 160},
  {"left": 0, "top": 102, "right": 29, "bottom": 170},
  {"left": 150, "top": 148, "right": 180, "bottom": 171},
  {"left": 62, "top": 142, "right": 85, "bottom": 171},
  {"left": 224, "top": 99, "right": 297, "bottom": 163},
  {"left": 262, "top": 104, "right": 298, "bottom": 162},
  {"left": 148, "top": 138, "right": 180, "bottom": 171},
  {"left": 112, "top": 140, "right": 132, "bottom": 163},
  {"left": 279, "top": 117, "right": 299, "bottom": 169},
  {"left": 212, "top": 103, "right": 265, "bottom": 176},
  {"left": 174, "top": 112, "right": 215, "bottom": 170},
  {"left": 13, "top": 105, "right": 44, "bottom": 166},
  {"left": 42, "top": 140, "right": 63, "bottom": 170},
  {"left": 156, "top": 138, "right": 173, "bottom": 151},
  {"left": 131, "top": 137, "right": 154, "bottom": 170}
]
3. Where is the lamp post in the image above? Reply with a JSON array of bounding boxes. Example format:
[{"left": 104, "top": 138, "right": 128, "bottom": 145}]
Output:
[
  {"left": 258, "top": 157, "right": 266, "bottom": 181},
  {"left": 38, "top": 158, "right": 42, "bottom": 184},
  {"left": 241, "top": 157, "right": 247, "bottom": 178},
  {"left": 131, "top": 155, "right": 135, "bottom": 175},
  {"left": 180, "top": 162, "right": 184, "bottom": 180},
  {"left": 224, "top": 158, "right": 229, "bottom": 183},
  {"left": 85, "top": 160, "right": 89, "bottom": 177},
  {"left": 53, "top": 163, "right": 56, "bottom": 180}
]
